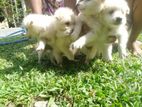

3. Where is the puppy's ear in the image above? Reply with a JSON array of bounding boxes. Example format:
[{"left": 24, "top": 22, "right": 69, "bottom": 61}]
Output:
[
  {"left": 54, "top": 14, "right": 61, "bottom": 22},
  {"left": 121, "top": 2, "right": 130, "bottom": 15},
  {"left": 126, "top": 7, "right": 130, "bottom": 15},
  {"left": 122, "top": 6, "right": 130, "bottom": 15}
]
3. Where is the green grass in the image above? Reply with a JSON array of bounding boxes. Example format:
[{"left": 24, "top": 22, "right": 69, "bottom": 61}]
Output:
[{"left": 0, "top": 37, "right": 142, "bottom": 107}]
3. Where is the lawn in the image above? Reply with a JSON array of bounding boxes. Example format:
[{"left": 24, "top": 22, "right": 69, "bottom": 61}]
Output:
[{"left": 0, "top": 36, "right": 142, "bottom": 107}]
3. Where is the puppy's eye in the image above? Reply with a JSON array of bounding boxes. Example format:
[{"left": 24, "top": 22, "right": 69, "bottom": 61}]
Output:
[
  {"left": 65, "top": 22, "right": 71, "bottom": 26},
  {"left": 109, "top": 10, "right": 114, "bottom": 14}
]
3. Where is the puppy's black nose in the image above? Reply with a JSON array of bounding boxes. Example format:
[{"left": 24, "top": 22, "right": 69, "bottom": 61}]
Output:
[{"left": 116, "top": 17, "right": 122, "bottom": 24}]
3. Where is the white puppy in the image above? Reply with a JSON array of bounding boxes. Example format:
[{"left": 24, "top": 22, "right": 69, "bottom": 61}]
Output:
[
  {"left": 23, "top": 7, "right": 77, "bottom": 64},
  {"left": 23, "top": 13, "right": 56, "bottom": 63},
  {"left": 70, "top": 0, "right": 129, "bottom": 62},
  {"left": 51, "top": 7, "right": 77, "bottom": 64},
  {"left": 101, "top": 0, "right": 130, "bottom": 60}
]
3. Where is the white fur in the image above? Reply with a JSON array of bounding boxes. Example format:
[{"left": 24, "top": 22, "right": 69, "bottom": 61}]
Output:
[
  {"left": 53, "top": 7, "right": 77, "bottom": 64},
  {"left": 23, "top": 7, "right": 77, "bottom": 64},
  {"left": 100, "top": 0, "right": 129, "bottom": 60},
  {"left": 70, "top": 0, "right": 129, "bottom": 62}
]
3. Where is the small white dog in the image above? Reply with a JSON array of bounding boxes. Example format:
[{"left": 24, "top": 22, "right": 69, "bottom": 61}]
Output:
[
  {"left": 23, "top": 7, "right": 77, "bottom": 64},
  {"left": 70, "top": 0, "right": 130, "bottom": 62},
  {"left": 101, "top": 0, "right": 130, "bottom": 60},
  {"left": 51, "top": 7, "right": 77, "bottom": 64}
]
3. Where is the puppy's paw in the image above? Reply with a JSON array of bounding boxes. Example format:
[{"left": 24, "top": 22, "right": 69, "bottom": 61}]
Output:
[
  {"left": 38, "top": 59, "right": 41, "bottom": 64},
  {"left": 85, "top": 59, "right": 90, "bottom": 65},
  {"left": 72, "top": 40, "right": 84, "bottom": 49},
  {"left": 70, "top": 41, "right": 84, "bottom": 54},
  {"left": 102, "top": 55, "right": 113, "bottom": 62},
  {"left": 118, "top": 48, "right": 128, "bottom": 59},
  {"left": 37, "top": 51, "right": 43, "bottom": 64},
  {"left": 36, "top": 48, "right": 43, "bottom": 52},
  {"left": 120, "top": 52, "right": 128, "bottom": 59},
  {"left": 36, "top": 45, "right": 45, "bottom": 51}
]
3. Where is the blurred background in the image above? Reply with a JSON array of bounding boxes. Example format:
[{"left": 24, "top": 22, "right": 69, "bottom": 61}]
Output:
[{"left": 0, "top": 0, "right": 28, "bottom": 28}]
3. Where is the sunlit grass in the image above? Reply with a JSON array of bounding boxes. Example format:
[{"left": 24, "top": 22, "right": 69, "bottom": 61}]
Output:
[{"left": 0, "top": 37, "right": 142, "bottom": 106}]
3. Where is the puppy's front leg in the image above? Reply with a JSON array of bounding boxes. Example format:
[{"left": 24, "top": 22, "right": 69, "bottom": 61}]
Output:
[
  {"left": 118, "top": 30, "right": 129, "bottom": 58},
  {"left": 36, "top": 40, "right": 46, "bottom": 64},
  {"left": 82, "top": 46, "right": 97, "bottom": 64},
  {"left": 71, "top": 15, "right": 82, "bottom": 40},
  {"left": 87, "top": 46, "right": 97, "bottom": 60},
  {"left": 102, "top": 43, "right": 113, "bottom": 61},
  {"left": 52, "top": 48, "right": 62, "bottom": 65},
  {"left": 70, "top": 31, "right": 95, "bottom": 54}
]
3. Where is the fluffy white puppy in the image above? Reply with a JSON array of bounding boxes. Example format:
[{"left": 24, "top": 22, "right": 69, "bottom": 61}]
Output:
[
  {"left": 23, "top": 13, "right": 56, "bottom": 63},
  {"left": 70, "top": 0, "right": 129, "bottom": 62},
  {"left": 101, "top": 0, "right": 130, "bottom": 60},
  {"left": 51, "top": 7, "right": 77, "bottom": 64},
  {"left": 71, "top": 0, "right": 104, "bottom": 38},
  {"left": 23, "top": 7, "right": 77, "bottom": 64}
]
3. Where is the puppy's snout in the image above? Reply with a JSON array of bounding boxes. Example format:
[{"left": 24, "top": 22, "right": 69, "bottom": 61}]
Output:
[
  {"left": 115, "top": 17, "right": 122, "bottom": 24},
  {"left": 69, "top": 29, "right": 74, "bottom": 35}
]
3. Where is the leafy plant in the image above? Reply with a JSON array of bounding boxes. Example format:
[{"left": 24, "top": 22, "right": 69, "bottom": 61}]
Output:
[{"left": 0, "top": 0, "right": 26, "bottom": 27}]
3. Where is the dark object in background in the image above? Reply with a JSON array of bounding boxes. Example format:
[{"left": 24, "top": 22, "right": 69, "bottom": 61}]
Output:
[
  {"left": 126, "top": 0, "right": 142, "bottom": 54},
  {"left": 0, "top": 8, "right": 5, "bottom": 22}
]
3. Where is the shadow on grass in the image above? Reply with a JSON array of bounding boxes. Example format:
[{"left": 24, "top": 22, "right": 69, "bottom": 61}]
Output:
[{"left": 0, "top": 40, "right": 92, "bottom": 76}]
